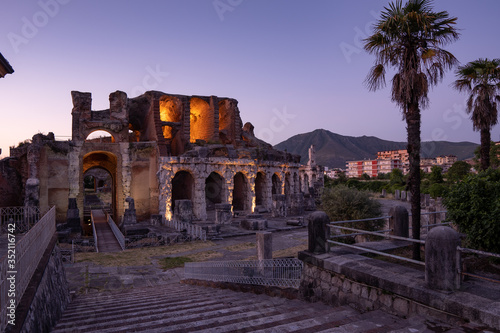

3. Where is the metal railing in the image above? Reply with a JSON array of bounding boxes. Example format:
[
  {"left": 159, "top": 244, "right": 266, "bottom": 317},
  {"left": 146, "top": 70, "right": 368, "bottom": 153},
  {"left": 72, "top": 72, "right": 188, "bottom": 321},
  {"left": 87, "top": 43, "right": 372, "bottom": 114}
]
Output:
[
  {"left": 106, "top": 214, "right": 125, "bottom": 251},
  {"left": 184, "top": 258, "right": 303, "bottom": 289},
  {"left": 0, "top": 206, "right": 55, "bottom": 333},
  {"left": 166, "top": 219, "right": 207, "bottom": 241},
  {"left": 457, "top": 246, "right": 500, "bottom": 284},
  {"left": 90, "top": 211, "right": 99, "bottom": 253},
  {"left": 0, "top": 206, "right": 41, "bottom": 233}
]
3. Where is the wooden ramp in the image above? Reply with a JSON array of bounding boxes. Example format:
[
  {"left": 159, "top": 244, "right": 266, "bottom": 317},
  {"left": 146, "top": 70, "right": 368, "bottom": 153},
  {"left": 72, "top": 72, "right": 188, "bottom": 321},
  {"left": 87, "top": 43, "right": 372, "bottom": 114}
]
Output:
[{"left": 92, "top": 210, "right": 122, "bottom": 253}]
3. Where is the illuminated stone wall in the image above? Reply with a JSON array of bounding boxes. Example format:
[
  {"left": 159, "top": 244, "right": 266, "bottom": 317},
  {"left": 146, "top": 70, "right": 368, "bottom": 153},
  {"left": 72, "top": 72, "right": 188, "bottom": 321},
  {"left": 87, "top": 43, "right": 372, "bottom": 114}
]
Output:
[{"left": 158, "top": 156, "right": 301, "bottom": 221}]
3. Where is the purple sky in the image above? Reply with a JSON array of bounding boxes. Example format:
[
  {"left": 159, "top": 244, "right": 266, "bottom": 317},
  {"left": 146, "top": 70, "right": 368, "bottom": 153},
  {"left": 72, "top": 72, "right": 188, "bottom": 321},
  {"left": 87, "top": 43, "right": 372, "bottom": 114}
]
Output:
[{"left": 1, "top": 0, "right": 500, "bottom": 158}]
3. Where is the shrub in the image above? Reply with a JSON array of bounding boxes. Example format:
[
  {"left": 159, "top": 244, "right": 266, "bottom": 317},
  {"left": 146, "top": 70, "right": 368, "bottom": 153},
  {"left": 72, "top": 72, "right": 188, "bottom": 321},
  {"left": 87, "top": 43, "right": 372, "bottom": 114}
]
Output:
[
  {"left": 443, "top": 169, "right": 500, "bottom": 253},
  {"left": 321, "top": 185, "right": 384, "bottom": 237}
]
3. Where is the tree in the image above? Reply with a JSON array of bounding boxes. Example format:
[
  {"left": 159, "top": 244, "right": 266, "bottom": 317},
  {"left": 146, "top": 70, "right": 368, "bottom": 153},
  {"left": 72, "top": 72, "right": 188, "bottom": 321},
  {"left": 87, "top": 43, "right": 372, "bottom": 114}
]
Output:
[
  {"left": 454, "top": 59, "right": 500, "bottom": 170},
  {"left": 446, "top": 160, "right": 471, "bottom": 182},
  {"left": 474, "top": 141, "right": 500, "bottom": 169},
  {"left": 364, "top": 0, "right": 459, "bottom": 260},
  {"left": 443, "top": 169, "right": 500, "bottom": 253},
  {"left": 429, "top": 165, "right": 444, "bottom": 183}
]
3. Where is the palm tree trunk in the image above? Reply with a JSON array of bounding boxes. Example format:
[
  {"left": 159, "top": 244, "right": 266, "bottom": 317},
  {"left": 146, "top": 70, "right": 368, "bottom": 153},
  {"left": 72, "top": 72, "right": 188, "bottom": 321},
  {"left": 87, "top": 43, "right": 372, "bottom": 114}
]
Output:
[
  {"left": 406, "top": 103, "right": 421, "bottom": 261},
  {"left": 480, "top": 128, "right": 491, "bottom": 171}
]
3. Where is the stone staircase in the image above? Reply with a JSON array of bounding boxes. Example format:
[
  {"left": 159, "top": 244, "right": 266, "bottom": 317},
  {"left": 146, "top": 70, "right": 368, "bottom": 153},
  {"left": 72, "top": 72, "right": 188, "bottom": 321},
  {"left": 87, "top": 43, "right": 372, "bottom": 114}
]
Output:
[{"left": 51, "top": 283, "right": 464, "bottom": 333}]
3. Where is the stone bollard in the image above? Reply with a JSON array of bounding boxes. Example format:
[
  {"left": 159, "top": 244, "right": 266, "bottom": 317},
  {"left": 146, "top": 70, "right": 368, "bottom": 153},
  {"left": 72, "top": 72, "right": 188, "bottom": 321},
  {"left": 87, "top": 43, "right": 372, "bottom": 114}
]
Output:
[
  {"left": 215, "top": 203, "right": 232, "bottom": 225},
  {"left": 395, "top": 189, "right": 401, "bottom": 200},
  {"left": 307, "top": 211, "right": 330, "bottom": 254},
  {"left": 401, "top": 191, "right": 406, "bottom": 200},
  {"left": 425, "top": 226, "right": 461, "bottom": 291},
  {"left": 381, "top": 189, "right": 386, "bottom": 198},
  {"left": 389, "top": 206, "right": 409, "bottom": 238},
  {"left": 174, "top": 200, "right": 193, "bottom": 223},
  {"left": 257, "top": 232, "right": 272, "bottom": 261}
]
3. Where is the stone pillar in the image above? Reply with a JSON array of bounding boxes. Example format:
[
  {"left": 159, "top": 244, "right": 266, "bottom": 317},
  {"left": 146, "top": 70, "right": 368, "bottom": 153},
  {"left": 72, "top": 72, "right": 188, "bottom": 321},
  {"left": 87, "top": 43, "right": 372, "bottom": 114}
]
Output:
[
  {"left": 215, "top": 203, "right": 232, "bottom": 225},
  {"left": 381, "top": 189, "right": 386, "bottom": 198},
  {"left": 24, "top": 178, "right": 40, "bottom": 208},
  {"left": 174, "top": 200, "right": 193, "bottom": 223},
  {"left": 257, "top": 232, "right": 272, "bottom": 261},
  {"left": 425, "top": 226, "right": 460, "bottom": 291},
  {"left": 272, "top": 194, "right": 286, "bottom": 217},
  {"left": 289, "top": 193, "right": 304, "bottom": 216},
  {"left": 307, "top": 211, "right": 330, "bottom": 254},
  {"left": 394, "top": 189, "right": 401, "bottom": 200},
  {"left": 401, "top": 191, "right": 406, "bottom": 200},
  {"left": 389, "top": 206, "right": 409, "bottom": 238},
  {"left": 66, "top": 198, "right": 81, "bottom": 233},
  {"left": 122, "top": 197, "right": 137, "bottom": 226}
]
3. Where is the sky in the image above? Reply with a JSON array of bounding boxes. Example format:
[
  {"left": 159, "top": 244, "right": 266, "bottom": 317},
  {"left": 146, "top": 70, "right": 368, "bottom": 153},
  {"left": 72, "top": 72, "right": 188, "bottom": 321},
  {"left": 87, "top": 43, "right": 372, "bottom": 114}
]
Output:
[{"left": 1, "top": 0, "right": 500, "bottom": 158}]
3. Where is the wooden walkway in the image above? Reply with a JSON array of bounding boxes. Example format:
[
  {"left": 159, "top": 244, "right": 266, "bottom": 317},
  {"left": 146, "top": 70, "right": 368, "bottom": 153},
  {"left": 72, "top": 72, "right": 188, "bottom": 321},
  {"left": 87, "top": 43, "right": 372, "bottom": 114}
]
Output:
[{"left": 92, "top": 210, "right": 122, "bottom": 253}]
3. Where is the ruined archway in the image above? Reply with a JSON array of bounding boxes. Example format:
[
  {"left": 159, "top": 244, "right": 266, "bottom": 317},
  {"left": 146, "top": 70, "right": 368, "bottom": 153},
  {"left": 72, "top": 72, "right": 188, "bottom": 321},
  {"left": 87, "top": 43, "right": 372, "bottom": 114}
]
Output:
[
  {"left": 85, "top": 130, "right": 116, "bottom": 143},
  {"left": 82, "top": 151, "right": 117, "bottom": 231},
  {"left": 205, "top": 172, "right": 224, "bottom": 211},
  {"left": 171, "top": 170, "right": 195, "bottom": 212},
  {"left": 190, "top": 97, "right": 214, "bottom": 143},
  {"left": 232, "top": 172, "right": 248, "bottom": 212},
  {"left": 272, "top": 173, "right": 281, "bottom": 195},
  {"left": 255, "top": 172, "right": 266, "bottom": 206}
]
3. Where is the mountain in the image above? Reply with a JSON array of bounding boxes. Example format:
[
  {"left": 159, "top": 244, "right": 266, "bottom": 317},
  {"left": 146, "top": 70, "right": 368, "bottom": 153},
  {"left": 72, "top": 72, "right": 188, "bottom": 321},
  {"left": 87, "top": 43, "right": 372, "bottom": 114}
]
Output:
[{"left": 274, "top": 129, "right": 478, "bottom": 169}]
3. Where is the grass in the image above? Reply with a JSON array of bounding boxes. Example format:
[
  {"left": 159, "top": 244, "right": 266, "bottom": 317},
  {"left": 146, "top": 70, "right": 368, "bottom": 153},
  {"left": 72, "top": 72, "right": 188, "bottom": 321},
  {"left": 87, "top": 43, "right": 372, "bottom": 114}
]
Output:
[
  {"left": 159, "top": 256, "right": 193, "bottom": 270},
  {"left": 75, "top": 240, "right": 216, "bottom": 267},
  {"left": 223, "top": 242, "right": 255, "bottom": 252}
]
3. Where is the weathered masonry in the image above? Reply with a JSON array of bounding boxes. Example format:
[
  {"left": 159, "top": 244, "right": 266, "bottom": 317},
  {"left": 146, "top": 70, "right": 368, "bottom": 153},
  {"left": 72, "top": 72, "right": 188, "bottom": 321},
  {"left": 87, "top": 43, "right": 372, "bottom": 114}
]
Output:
[{"left": 2, "top": 90, "right": 323, "bottom": 229}]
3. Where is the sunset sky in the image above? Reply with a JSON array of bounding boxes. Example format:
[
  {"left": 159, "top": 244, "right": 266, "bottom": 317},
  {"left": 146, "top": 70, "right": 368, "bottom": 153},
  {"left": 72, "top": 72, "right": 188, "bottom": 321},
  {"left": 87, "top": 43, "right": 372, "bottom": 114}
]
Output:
[{"left": 1, "top": 0, "right": 500, "bottom": 158}]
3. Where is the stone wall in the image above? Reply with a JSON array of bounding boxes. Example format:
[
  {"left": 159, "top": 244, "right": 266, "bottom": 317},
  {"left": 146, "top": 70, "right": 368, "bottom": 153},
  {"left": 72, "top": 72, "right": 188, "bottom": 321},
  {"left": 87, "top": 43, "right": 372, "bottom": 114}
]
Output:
[{"left": 18, "top": 246, "right": 70, "bottom": 333}]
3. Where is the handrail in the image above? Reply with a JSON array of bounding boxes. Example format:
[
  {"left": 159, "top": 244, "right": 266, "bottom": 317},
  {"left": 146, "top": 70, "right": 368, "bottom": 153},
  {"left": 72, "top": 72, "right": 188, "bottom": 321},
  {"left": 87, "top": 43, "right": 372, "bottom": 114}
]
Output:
[
  {"left": 107, "top": 215, "right": 125, "bottom": 251},
  {"left": 90, "top": 211, "right": 99, "bottom": 253},
  {"left": 166, "top": 219, "right": 207, "bottom": 241},
  {"left": 0, "top": 206, "right": 55, "bottom": 333},
  {"left": 329, "top": 225, "right": 425, "bottom": 244}
]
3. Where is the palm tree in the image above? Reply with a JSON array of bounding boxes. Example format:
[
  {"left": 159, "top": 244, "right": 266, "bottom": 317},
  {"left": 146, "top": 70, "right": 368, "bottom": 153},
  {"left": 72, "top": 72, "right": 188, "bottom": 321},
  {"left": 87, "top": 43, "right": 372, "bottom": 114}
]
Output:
[
  {"left": 453, "top": 58, "right": 500, "bottom": 171},
  {"left": 364, "top": 0, "right": 459, "bottom": 260}
]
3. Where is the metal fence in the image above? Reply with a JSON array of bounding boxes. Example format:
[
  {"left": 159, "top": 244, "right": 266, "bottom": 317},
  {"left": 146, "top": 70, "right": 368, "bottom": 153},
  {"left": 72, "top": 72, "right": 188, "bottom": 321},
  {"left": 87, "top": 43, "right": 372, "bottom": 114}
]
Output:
[
  {"left": 0, "top": 206, "right": 41, "bottom": 234},
  {"left": 166, "top": 219, "right": 207, "bottom": 241},
  {"left": 0, "top": 206, "right": 55, "bottom": 333},
  {"left": 184, "top": 258, "right": 303, "bottom": 289}
]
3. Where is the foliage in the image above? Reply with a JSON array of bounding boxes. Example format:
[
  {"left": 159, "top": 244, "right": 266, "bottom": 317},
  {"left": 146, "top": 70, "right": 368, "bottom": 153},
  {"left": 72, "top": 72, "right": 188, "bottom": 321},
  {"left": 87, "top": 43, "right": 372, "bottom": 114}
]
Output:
[
  {"left": 474, "top": 142, "right": 500, "bottom": 169},
  {"left": 428, "top": 183, "right": 447, "bottom": 198},
  {"left": 429, "top": 166, "right": 444, "bottom": 183},
  {"left": 361, "top": 173, "right": 371, "bottom": 180},
  {"left": 443, "top": 169, "right": 500, "bottom": 253},
  {"left": 364, "top": 0, "right": 459, "bottom": 260},
  {"left": 453, "top": 59, "right": 500, "bottom": 170},
  {"left": 389, "top": 168, "right": 404, "bottom": 186},
  {"left": 446, "top": 161, "right": 471, "bottom": 183},
  {"left": 321, "top": 185, "right": 384, "bottom": 236}
]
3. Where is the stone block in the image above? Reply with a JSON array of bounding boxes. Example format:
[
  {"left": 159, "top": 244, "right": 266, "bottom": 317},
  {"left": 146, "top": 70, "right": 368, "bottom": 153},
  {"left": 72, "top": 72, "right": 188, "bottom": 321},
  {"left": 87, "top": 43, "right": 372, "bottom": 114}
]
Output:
[
  {"left": 240, "top": 219, "right": 267, "bottom": 230},
  {"left": 256, "top": 232, "right": 272, "bottom": 260},
  {"left": 151, "top": 214, "right": 163, "bottom": 226},
  {"left": 272, "top": 194, "right": 286, "bottom": 217},
  {"left": 174, "top": 200, "right": 193, "bottom": 223},
  {"left": 215, "top": 203, "right": 232, "bottom": 225},
  {"left": 307, "top": 211, "right": 330, "bottom": 254},
  {"left": 425, "top": 226, "right": 460, "bottom": 291}
]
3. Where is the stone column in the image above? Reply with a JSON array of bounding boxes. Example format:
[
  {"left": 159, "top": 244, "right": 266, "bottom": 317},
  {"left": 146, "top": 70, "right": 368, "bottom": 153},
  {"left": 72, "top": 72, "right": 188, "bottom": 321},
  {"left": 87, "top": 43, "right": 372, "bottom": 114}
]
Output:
[
  {"left": 307, "top": 211, "right": 330, "bottom": 254},
  {"left": 389, "top": 206, "right": 409, "bottom": 238},
  {"left": 257, "top": 232, "right": 272, "bottom": 261},
  {"left": 215, "top": 203, "right": 232, "bottom": 225},
  {"left": 425, "top": 226, "right": 460, "bottom": 291}
]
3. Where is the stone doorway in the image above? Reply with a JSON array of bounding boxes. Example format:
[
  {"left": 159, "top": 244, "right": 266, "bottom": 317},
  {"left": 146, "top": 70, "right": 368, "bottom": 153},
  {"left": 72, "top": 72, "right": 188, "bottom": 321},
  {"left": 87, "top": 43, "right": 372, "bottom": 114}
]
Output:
[
  {"left": 232, "top": 172, "right": 248, "bottom": 212},
  {"left": 171, "top": 170, "right": 195, "bottom": 213},
  {"left": 205, "top": 172, "right": 224, "bottom": 211}
]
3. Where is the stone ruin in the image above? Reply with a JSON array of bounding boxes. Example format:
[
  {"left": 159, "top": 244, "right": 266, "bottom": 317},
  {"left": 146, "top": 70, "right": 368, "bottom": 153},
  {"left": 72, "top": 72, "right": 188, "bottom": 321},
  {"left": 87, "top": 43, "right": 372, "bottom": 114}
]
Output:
[{"left": 0, "top": 90, "right": 324, "bottom": 233}]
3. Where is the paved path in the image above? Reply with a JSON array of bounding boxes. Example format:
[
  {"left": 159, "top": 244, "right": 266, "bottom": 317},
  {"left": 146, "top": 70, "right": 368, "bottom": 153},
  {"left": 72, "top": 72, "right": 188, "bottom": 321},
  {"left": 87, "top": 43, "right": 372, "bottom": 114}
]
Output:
[{"left": 92, "top": 209, "right": 122, "bottom": 253}]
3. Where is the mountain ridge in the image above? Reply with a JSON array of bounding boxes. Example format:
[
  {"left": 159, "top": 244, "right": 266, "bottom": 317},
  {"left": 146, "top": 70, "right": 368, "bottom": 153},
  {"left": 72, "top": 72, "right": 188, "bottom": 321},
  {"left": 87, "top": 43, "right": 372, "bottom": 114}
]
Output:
[{"left": 274, "top": 129, "right": 478, "bottom": 169}]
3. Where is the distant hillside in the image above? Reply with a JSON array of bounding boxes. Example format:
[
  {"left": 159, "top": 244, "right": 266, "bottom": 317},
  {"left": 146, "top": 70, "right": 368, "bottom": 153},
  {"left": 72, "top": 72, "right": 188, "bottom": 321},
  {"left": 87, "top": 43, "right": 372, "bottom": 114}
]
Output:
[{"left": 274, "top": 129, "right": 478, "bottom": 169}]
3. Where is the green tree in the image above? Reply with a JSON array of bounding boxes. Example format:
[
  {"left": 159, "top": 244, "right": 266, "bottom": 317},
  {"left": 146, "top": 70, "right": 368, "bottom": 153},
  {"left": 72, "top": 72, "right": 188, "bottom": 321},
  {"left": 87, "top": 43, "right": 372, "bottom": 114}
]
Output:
[
  {"left": 443, "top": 169, "right": 500, "bottom": 253},
  {"left": 364, "top": 0, "right": 459, "bottom": 260},
  {"left": 389, "top": 168, "right": 404, "bottom": 186},
  {"left": 474, "top": 141, "right": 500, "bottom": 169},
  {"left": 429, "top": 165, "right": 444, "bottom": 183},
  {"left": 453, "top": 59, "right": 500, "bottom": 170},
  {"left": 446, "top": 160, "right": 471, "bottom": 182}
]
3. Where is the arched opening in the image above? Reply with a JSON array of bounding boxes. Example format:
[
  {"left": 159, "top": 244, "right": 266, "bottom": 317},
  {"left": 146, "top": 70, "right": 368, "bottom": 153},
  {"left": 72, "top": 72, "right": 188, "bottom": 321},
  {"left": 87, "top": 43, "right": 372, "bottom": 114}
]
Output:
[
  {"left": 190, "top": 97, "right": 213, "bottom": 143},
  {"left": 232, "top": 172, "right": 248, "bottom": 212},
  {"left": 205, "top": 172, "right": 224, "bottom": 211},
  {"left": 85, "top": 130, "right": 115, "bottom": 143},
  {"left": 82, "top": 151, "right": 117, "bottom": 233},
  {"left": 255, "top": 172, "right": 266, "bottom": 206},
  {"left": 272, "top": 173, "right": 281, "bottom": 195},
  {"left": 171, "top": 170, "right": 195, "bottom": 213},
  {"left": 159, "top": 96, "right": 182, "bottom": 139}
]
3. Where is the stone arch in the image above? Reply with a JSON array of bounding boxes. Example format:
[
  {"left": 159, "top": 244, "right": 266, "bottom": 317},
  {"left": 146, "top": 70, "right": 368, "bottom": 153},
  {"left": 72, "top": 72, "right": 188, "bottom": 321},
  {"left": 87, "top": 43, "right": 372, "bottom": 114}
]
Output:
[
  {"left": 82, "top": 151, "right": 118, "bottom": 225},
  {"left": 171, "top": 170, "right": 195, "bottom": 213},
  {"left": 272, "top": 173, "right": 281, "bottom": 195},
  {"left": 218, "top": 99, "right": 234, "bottom": 143},
  {"left": 190, "top": 97, "right": 214, "bottom": 143},
  {"left": 85, "top": 129, "right": 116, "bottom": 143},
  {"left": 159, "top": 95, "right": 182, "bottom": 139},
  {"left": 205, "top": 171, "right": 224, "bottom": 211},
  {"left": 232, "top": 172, "right": 249, "bottom": 212},
  {"left": 255, "top": 171, "right": 266, "bottom": 206}
]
